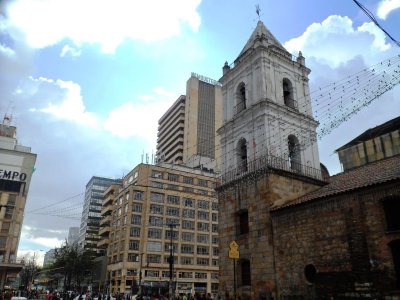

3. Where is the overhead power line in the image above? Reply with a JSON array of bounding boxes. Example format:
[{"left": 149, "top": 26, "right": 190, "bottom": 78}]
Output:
[{"left": 353, "top": 0, "right": 400, "bottom": 47}]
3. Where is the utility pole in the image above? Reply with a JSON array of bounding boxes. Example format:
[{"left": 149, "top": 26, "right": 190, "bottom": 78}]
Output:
[
  {"left": 138, "top": 252, "right": 144, "bottom": 295},
  {"left": 167, "top": 223, "right": 178, "bottom": 300}
]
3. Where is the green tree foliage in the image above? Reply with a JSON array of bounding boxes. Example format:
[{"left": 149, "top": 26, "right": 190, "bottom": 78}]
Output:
[{"left": 50, "top": 242, "right": 96, "bottom": 291}]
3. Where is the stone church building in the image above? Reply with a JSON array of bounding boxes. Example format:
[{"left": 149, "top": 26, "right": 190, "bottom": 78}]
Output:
[{"left": 216, "top": 21, "right": 400, "bottom": 299}]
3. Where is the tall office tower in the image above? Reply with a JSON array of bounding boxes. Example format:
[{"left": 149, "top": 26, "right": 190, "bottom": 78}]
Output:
[
  {"left": 78, "top": 176, "right": 121, "bottom": 254},
  {"left": 67, "top": 226, "right": 80, "bottom": 245},
  {"left": 104, "top": 163, "right": 219, "bottom": 296},
  {"left": 0, "top": 114, "right": 37, "bottom": 288},
  {"left": 156, "top": 73, "right": 222, "bottom": 172}
]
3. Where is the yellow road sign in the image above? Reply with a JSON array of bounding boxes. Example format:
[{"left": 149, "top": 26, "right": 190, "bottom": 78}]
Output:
[{"left": 229, "top": 240, "right": 239, "bottom": 259}]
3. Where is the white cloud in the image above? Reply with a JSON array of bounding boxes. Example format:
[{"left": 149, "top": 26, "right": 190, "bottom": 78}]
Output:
[
  {"left": 104, "top": 88, "right": 178, "bottom": 145},
  {"left": 284, "top": 15, "right": 392, "bottom": 68},
  {"left": 377, "top": 0, "right": 400, "bottom": 19},
  {"left": 0, "top": 44, "right": 15, "bottom": 57},
  {"left": 19, "top": 77, "right": 99, "bottom": 127},
  {"left": 4, "top": 0, "right": 202, "bottom": 53},
  {"left": 60, "top": 45, "right": 82, "bottom": 57}
]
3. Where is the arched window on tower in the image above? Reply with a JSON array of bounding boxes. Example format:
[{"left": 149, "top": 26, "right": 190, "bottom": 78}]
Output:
[
  {"left": 234, "top": 82, "right": 247, "bottom": 114},
  {"left": 283, "top": 78, "right": 297, "bottom": 109},
  {"left": 288, "top": 135, "right": 301, "bottom": 172},
  {"left": 237, "top": 138, "right": 248, "bottom": 173}
]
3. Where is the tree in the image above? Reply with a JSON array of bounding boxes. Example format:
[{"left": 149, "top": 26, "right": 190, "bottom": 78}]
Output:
[
  {"left": 50, "top": 242, "right": 96, "bottom": 291},
  {"left": 19, "top": 258, "right": 41, "bottom": 290}
]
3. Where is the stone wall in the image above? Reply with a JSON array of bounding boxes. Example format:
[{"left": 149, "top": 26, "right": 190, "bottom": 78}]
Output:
[
  {"left": 217, "top": 171, "right": 323, "bottom": 300},
  {"left": 271, "top": 182, "right": 400, "bottom": 299}
]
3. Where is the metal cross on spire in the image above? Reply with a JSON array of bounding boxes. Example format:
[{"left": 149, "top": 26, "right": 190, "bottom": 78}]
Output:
[{"left": 255, "top": 4, "right": 261, "bottom": 20}]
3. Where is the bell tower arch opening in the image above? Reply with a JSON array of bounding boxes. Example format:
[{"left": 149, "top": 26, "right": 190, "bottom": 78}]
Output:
[
  {"left": 235, "top": 82, "right": 247, "bottom": 114},
  {"left": 283, "top": 78, "right": 296, "bottom": 109},
  {"left": 288, "top": 134, "right": 301, "bottom": 172}
]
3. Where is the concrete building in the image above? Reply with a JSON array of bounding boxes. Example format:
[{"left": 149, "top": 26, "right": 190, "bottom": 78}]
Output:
[
  {"left": 79, "top": 176, "right": 121, "bottom": 254},
  {"left": 43, "top": 248, "right": 56, "bottom": 267},
  {"left": 216, "top": 21, "right": 324, "bottom": 300},
  {"left": 105, "top": 163, "right": 219, "bottom": 296},
  {"left": 67, "top": 226, "right": 80, "bottom": 245},
  {"left": 0, "top": 115, "right": 37, "bottom": 288},
  {"left": 156, "top": 73, "right": 222, "bottom": 172}
]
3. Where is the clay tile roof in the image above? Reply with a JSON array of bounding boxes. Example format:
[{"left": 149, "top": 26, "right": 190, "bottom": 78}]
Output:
[{"left": 272, "top": 155, "right": 400, "bottom": 211}]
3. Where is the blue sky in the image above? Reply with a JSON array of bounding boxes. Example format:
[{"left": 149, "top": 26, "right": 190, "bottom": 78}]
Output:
[{"left": 0, "top": 0, "right": 399, "bottom": 264}]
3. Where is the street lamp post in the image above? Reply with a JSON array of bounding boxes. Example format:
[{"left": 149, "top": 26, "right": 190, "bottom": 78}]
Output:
[
  {"left": 138, "top": 253, "right": 144, "bottom": 295},
  {"left": 167, "top": 223, "right": 178, "bottom": 300}
]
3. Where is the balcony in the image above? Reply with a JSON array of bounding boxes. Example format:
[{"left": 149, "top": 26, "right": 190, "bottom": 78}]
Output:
[
  {"left": 99, "top": 225, "right": 111, "bottom": 237},
  {"left": 217, "top": 153, "right": 323, "bottom": 188},
  {"left": 234, "top": 101, "right": 246, "bottom": 115},
  {"left": 98, "top": 238, "right": 110, "bottom": 248},
  {"left": 101, "top": 206, "right": 113, "bottom": 217},
  {"left": 284, "top": 96, "right": 298, "bottom": 110}
]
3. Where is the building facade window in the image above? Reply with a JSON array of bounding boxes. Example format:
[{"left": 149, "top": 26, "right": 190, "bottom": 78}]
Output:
[
  {"left": 127, "top": 253, "right": 138, "bottom": 262},
  {"left": 168, "top": 173, "right": 179, "bottom": 182},
  {"left": 241, "top": 259, "right": 251, "bottom": 286},
  {"left": 237, "top": 210, "right": 249, "bottom": 235},
  {"left": 182, "top": 209, "right": 195, "bottom": 219},
  {"left": 197, "top": 234, "right": 209, "bottom": 244},
  {"left": 133, "top": 191, "right": 144, "bottom": 200},
  {"left": 147, "top": 254, "right": 161, "bottom": 263},
  {"left": 129, "top": 240, "right": 139, "bottom": 250},
  {"left": 166, "top": 207, "right": 180, "bottom": 216},
  {"left": 181, "top": 244, "right": 194, "bottom": 254},
  {"left": 382, "top": 195, "right": 400, "bottom": 231},
  {"left": 198, "top": 200, "right": 210, "bottom": 210},
  {"left": 130, "top": 227, "right": 141, "bottom": 237},
  {"left": 183, "top": 198, "right": 195, "bottom": 207},
  {"left": 131, "top": 214, "right": 142, "bottom": 225},
  {"left": 150, "top": 192, "right": 164, "bottom": 203},
  {"left": 148, "top": 228, "right": 162, "bottom": 239},
  {"left": 182, "top": 220, "right": 195, "bottom": 230},
  {"left": 167, "top": 195, "right": 180, "bottom": 205},
  {"left": 197, "top": 222, "right": 209, "bottom": 231},
  {"left": 147, "top": 241, "right": 162, "bottom": 252},
  {"left": 182, "top": 232, "right": 194, "bottom": 242},
  {"left": 196, "top": 258, "right": 209, "bottom": 266},
  {"left": 197, "top": 246, "right": 209, "bottom": 255},
  {"left": 198, "top": 211, "right": 209, "bottom": 220},
  {"left": 149, "top": 216, "right": 163, "bottom": 227},
  {"left": 183, "top": 177, "right": 194, "bottom": 184},
  {"left": 150, "top": 204, "right": 164, "bottom": 215},
  {"left": 132, "top": 203, "right": 142, "bottom": 212}
]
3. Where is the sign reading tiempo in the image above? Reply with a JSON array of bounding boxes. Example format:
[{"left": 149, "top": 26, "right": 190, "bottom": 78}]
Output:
[{"left": 0, "top": 167, "right": 27, "bottom": 181}]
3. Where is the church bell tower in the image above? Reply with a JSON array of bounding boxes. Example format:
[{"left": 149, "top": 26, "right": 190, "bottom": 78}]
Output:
[{"left": 218, "top": 21, "right": 321, "bottom": 181}]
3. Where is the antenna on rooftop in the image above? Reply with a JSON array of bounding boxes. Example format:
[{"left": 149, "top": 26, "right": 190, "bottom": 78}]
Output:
[{"left": 3, "top": 113, "right": 12, "bottom": 126}]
